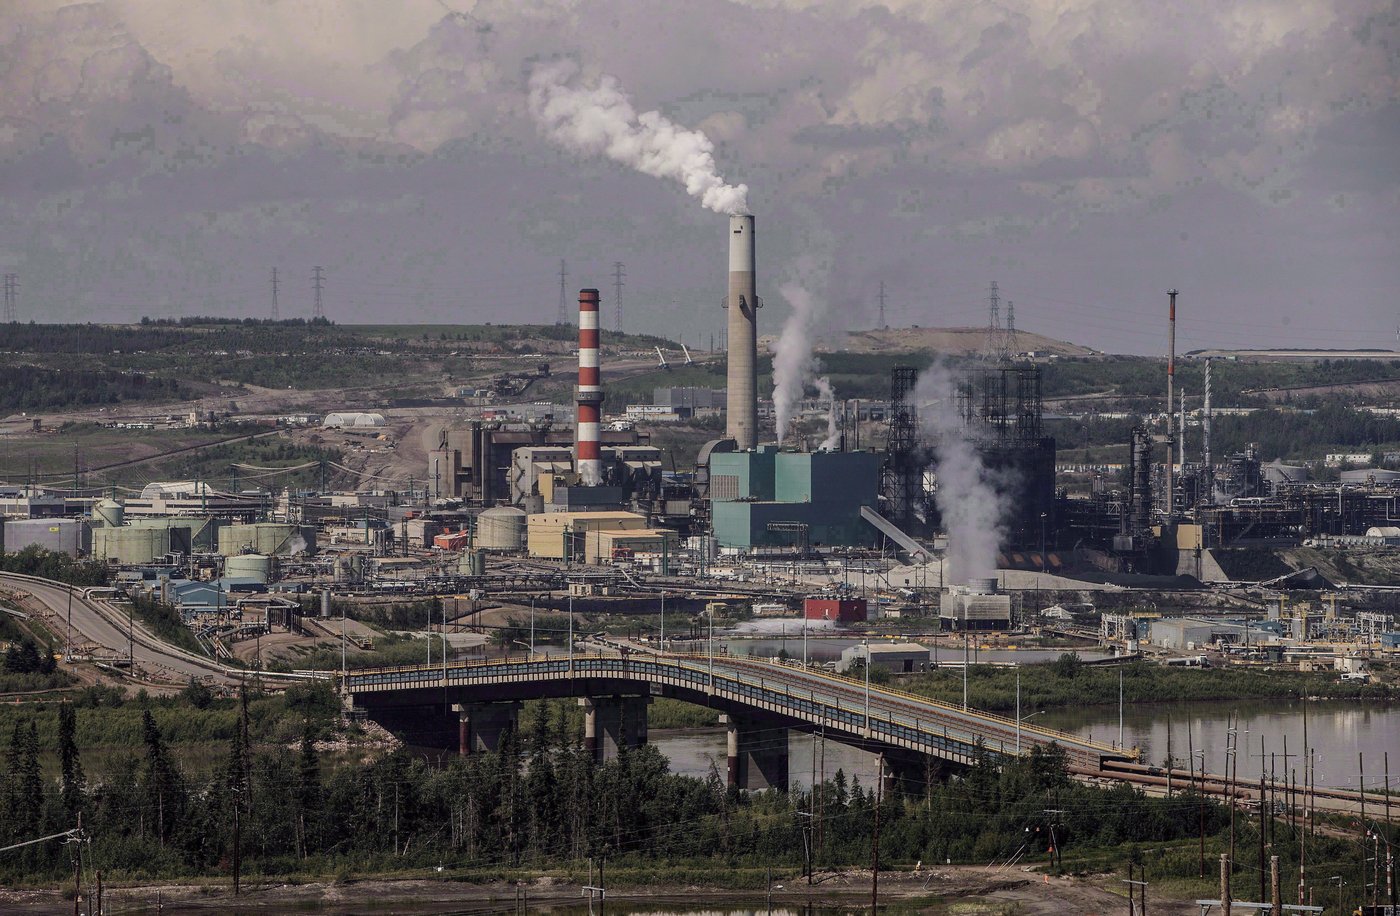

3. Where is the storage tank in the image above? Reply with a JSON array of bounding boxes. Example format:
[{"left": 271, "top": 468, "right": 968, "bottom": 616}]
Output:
[
  {"left": 2, "top": 518, "right": 90, "bottom": 556},
  {"left": 458, "top": 549, "right": 487, "bottom": 576},
  {"left": 94, "top": 526, "right": 170, "bottom": 565},
  {"left": 1340, "top": 468, "right": 1400, "bottom": 485},
  {"left": 93, "top": 499, "right": 125, "bottom": 528},
  {"left": 218, "top": 523, "right": 313, "bottom": 556},
  {"left": 476, "top": 506, "right": 526, "bottom": 551},
  {"left": 1262, "top": 460, "right": 1310, "bottom": 487},
  {"left": 225, "top": 554, "right": 273, "bottom": 584}
]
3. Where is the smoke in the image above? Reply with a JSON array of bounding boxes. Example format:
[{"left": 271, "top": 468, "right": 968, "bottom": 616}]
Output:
[
  {"left": 772, "top": 282, "right": 826, "bottom": 444},
  {"left": 813, "top": 376, "right": 841, "bottom": 450},
  {"left": 915, "top": 362, "right": 1009, "bottom": 584},
  {"left": 579, "top": 463, "right": 601, "bottom": 487},
  {"left": 527, "top": 60, "right": 749, "bottom": 215}
]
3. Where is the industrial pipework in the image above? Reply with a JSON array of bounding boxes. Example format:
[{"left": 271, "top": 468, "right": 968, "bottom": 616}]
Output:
[
  {"left": 576, "top": 288, "right": 603, "bottom": 485},
  {"left": 725, "top": 213, "right": 758, "bottom": 450}
]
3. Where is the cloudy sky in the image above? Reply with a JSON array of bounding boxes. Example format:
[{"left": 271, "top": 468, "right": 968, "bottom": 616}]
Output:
[{"left": 2, "top": 0, "right": 1396, "bottom": 354}]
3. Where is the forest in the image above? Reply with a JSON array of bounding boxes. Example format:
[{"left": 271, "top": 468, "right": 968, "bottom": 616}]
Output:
[{"left": 0, "top": 687, "right": 1387, "bottom": 913}]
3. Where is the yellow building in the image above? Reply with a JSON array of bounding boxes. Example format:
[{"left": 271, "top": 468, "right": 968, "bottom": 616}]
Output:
[
  {"left": 526, "top": 511, "right": 649, "bottom": 560},
  {"left": 583, "top": 528, "right": 678, "bottom": 564}
]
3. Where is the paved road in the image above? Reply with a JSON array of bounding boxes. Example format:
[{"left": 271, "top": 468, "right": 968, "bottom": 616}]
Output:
[{"left": 0, "top": 572, "right": 311, "bottom": 686}]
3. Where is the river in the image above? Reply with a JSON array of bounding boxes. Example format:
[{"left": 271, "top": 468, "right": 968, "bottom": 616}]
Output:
[{"left": 652, "top": 699, "right": 1399, "bottom": 791}]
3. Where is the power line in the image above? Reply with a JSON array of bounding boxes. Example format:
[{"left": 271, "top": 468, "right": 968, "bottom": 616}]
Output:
[
  {"left": 612, "top": 261, "right": 626, "bottom": 332},
  {"left": 311, "top": 266, "right": 325, "bottom": 319},
  {"left": 556, "top": 259, "right": 569, "bottom": 325}
]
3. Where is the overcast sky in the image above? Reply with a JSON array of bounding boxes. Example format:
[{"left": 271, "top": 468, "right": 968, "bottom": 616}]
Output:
[{"left": 2, "top": 0, "right": 1396, "bottom": 355}]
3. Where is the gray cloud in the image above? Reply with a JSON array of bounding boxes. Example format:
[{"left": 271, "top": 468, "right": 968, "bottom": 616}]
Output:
[{"left": 0, "top": 0, "right": 1396, "bottom": 352}]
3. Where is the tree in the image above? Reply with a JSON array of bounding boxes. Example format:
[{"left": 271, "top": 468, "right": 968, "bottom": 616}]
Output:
[
  {"left": 58, "top": 702, "right": 85, "bottom": 819},
  {"left": 294, "top": 725, "right": 320, "bottom": 859}
]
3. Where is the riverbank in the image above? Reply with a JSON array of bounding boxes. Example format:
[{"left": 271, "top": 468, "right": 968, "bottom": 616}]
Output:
[
  {"left": 899, "top": 656, "right": 1393, "bottom": 712},
  {"left": 0, "top": 866, "right": 1189, "bottom": 914}
]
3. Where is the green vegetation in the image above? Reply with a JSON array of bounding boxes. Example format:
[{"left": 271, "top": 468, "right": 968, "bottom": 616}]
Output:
[
  {"left": 0, "top": 546, "right": 110, "bottom": 587},
  {"left": 0, "top": 685, "right": 1387, "bottom": 913},
  {"left": 0, "top": 365, "right": 183, "bottom": 412},
  {"left": 902, "top": 656, "right": 1390, "bottom": 712},
  {"left": 125, "top": 596, "right": 212, "bottom": 659}
]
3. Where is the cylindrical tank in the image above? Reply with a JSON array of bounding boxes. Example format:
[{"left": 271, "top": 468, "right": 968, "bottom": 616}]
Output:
[
  {"left": 218, "top": 522, "right": 310, "bottom": 556},
  {"left": 459, "top": 549, "right": 487, "bottom": 576},
  {"left": 95, "top": 527, "right": 167, "bottom": 565},
  {"left": 1340, "top": 468, "right": 1400, "bottom": 485},
  {"left": 93, "top": 499, "right": 125, "bottom": 528},
  {"left": 476, "top": 506, "right": 526, "bottom": 551},
  {"left": 225, "top": 554, "right": 273, "bottom": 584},
  {"left": 1262, "top": 461, "right": 1310, "bottom": 486},
  {"left": 320, "top": 589, "right": 332, "bottom": 618}
]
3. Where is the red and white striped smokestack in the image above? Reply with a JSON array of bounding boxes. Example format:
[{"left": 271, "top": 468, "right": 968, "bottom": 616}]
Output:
[{"left": 576, "top": 288, "right": 603, "bottom": 485}]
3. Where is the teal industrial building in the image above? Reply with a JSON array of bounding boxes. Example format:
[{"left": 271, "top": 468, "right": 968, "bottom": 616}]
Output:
[{"left": 710, "top": 448, "right": 881, "bottom": 549}]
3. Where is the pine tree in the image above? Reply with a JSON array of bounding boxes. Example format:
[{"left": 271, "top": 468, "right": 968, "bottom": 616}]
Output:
[
  {"left": 58, "top": 703, "right": 84, "bottom": 819},
  {"left": 295, "top": 724, "right": 320, "bottom": 858}
]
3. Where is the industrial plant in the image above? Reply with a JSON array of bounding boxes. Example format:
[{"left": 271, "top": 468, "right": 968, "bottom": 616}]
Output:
[{"left": 2, "top": 212, "right": 1398, "bottom": 680}]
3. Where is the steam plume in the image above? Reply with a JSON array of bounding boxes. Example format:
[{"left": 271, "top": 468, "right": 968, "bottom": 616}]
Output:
[
  {"left": 772, "top": 282, "right": 824, "bottom": 444},
  {"left": 528, "top": 61, "right": 749, "bottom": 215},
  {"left": 915, "top": 362, "right": 1009, "bottom": 583}
]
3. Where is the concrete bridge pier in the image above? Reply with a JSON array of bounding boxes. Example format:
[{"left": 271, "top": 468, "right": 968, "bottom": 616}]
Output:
[
  {"left": 723, "top": 713, "right": 788, "bottom": 792},
  {"left": 881, "top": 749, "right": 945, "bottom": 798},
  {"left": 452, "top": 702, "right": 520, "bottom": 755},
  {"left": 579, "top": 695, "right": 650, "bottom": 763}
]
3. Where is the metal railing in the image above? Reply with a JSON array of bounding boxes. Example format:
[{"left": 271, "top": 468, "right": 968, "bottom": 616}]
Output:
[{"left": 344, "top": 650, "right": 1130, "bottom": 760}]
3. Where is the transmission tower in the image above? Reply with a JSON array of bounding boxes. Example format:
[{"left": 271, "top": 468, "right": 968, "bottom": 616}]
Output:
[
  {"left": 270, "top": 267, "right": 280, "bottom": 320},
  {"left": 985, "top": 280, "right": 1006, "bottom": 360},
  {"left": 1005, "top": 299, "right": 1019, "bottom": 356},
  {"left": 312, "top": 266, "right": 325, "bottom": 319},
  {"left": 612, "top": 261, "right": 625, "bottom": 332},
  {"left": 556, "top": 259, "right": 569, "bottom": 325},
  {"left": 877, "top": 281, "right": 887, "bottom": 329},
  {"left": 2, "top": 273, "right": 15, "bottom": 323}
]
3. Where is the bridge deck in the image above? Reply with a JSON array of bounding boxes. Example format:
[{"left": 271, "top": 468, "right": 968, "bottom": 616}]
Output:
[{"left": 345, "top": 652, "right": 1132, "bottom": 771}]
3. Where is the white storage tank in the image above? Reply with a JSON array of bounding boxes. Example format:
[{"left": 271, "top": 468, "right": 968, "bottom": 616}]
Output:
[
  {"left": 2, "top": 518, "right": 90, "bottom": 556},
  {"left": 93, "top": 499, "right": 125, "bottom": 528},
  {"left": 225, "top": 554, "right": 274, "bottom": 584},
  {"left": 476, "top": 506, "right": 526, "bottom": 551}
]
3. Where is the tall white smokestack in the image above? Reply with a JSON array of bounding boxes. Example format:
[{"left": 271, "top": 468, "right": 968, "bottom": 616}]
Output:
[{"left": 726, "top": 214, "right": 758, "bottom": 449}]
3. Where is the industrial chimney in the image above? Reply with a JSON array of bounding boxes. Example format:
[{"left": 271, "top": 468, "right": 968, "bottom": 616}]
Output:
[
  {"left": 725, "top": 213, "right": 758, "bottom": 450},
  {"left": 576, "top": 288, "right": 603, "bottom": 485}
]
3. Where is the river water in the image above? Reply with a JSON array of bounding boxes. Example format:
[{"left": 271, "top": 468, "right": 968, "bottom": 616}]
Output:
[{"left": 652, "top": 699, "right": 1399, "bottom": 792}]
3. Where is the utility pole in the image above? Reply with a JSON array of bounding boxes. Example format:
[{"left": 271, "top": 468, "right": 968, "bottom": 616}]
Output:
[
  {"left": 612, "top": 261, "right": 625, "bottom": 333},
  {"left": 871, "top": 752, "right": 883, "bottom": 911},
  {"left": 312, "top": 266, "right": 325, "bottom": 320},
  {"left": 877, "top": 281, "right": 887, "bottom": 329},
  {"left": 1220, "top": 853, "right": 1232, "bottom": 916},
  {"left": 270, "top": 267, "right": 280, "bottom": 320},
  {"left": 556, "top": 259, "right": 568, "bottom": 325}
]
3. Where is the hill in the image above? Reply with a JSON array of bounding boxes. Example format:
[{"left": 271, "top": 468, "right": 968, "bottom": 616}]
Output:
[{"left": 835, "top": 326, "right": 1098, "bottom": 357}]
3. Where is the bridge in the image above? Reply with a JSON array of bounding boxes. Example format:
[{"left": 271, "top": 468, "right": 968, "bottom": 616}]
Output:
[{"left": 343, "top": 651, "right": 1133, "bottom": 791}]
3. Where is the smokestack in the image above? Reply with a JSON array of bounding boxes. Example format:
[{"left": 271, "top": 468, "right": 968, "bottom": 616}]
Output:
[
  {"left": 726, "top": 213, "right": 758, "bottom": 449},
  {"left": 1166, "top": 289, "right": 1177, "bottom": 519},
  {"left": 576, "top": 288, "right": 604, "bottom": 485}
]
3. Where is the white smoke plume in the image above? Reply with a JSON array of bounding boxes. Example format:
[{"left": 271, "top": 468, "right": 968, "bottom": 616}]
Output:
[
  {"left": 772, "top": 281, "right": 825, "bottom": 444},
  {"left": 915, "top": 362, "right": 1009, "bottom": 584},
  {"left": 813, "top": 376, "right": 841, "bottom": 450},
  {"left": 527, "top": 60, "right": 749, "bottom": 215}
]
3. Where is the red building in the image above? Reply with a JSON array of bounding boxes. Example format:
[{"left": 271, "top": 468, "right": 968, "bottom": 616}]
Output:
[{"left": 803, "top": 597, "right": 867, "bottom": 623}]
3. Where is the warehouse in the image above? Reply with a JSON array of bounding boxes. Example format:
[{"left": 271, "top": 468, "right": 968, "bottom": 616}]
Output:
[{"left": 526, "top": 511, "right": 649, "bottom": 561}]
